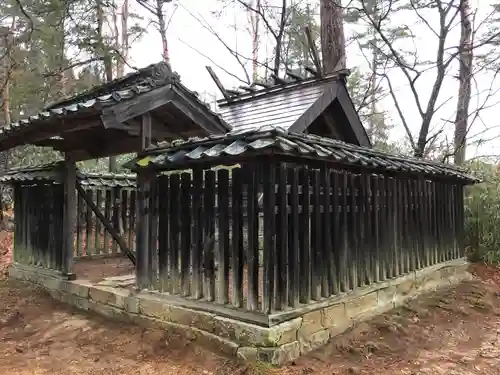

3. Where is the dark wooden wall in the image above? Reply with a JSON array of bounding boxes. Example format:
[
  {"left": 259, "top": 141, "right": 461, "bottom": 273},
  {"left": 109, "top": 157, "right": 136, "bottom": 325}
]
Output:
[
  {"left": 139, "top": 161, "right": 465, "bottom": 315},
  {"left": 12, "top": 181, "right": 137, "bottom": 272},
  {"left": 11, "top": 159, "right": 465, "bottom": 317},
  {"left": 13, "top": 182, "right": 64, "bottom": 270},
  {"left": 75, "top": 186, "right": 136, "bottom": 258}
]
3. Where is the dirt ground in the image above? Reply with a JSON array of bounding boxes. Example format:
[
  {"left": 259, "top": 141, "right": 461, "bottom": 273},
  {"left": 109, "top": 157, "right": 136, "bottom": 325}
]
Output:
[{"left": 2, "top": 233, "right": 500, "bottom": 374}]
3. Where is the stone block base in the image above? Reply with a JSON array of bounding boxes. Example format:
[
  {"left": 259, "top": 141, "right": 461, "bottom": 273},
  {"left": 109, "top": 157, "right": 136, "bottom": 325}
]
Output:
[{"left": 9, "top": 258, "right": 472, "bottom": 366}]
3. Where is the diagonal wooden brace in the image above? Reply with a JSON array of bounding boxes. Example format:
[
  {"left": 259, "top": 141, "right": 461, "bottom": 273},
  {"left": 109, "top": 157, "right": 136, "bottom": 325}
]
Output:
[{"left": 75, "top": 182, "right": 136, "bottom": 265}]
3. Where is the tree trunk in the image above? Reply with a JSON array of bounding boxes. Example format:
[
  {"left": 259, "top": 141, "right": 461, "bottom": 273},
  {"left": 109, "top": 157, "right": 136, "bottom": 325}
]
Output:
[
  {"left": 156, "top": 0, "right": 170, "bottom": 65},
  {"left": 113, "top": 0, "right": 129, "bottom": 78},
  {"left": 97, "top": 1, "right": 117, "bottom": 172},
  {"left": 120, "top": 0, "right": 129, "bottom": 77},
  {"left": 251, "top": 0, "right": 261, "bottom": 82},
  {"left": 320, "top": 0, "right": 346, "bottom": 74},
  {"left": 367, "top": 1, "right": 380, "bottom": 143},
  {"left": 272, "top": 0, "right": 287, "bottom": 81},
  {"left": 368, "top": 42, "right": 378, "bottom": 142},
  {"left": 454, "top": 0, "right": 472, "bottom": 165},
  {"left": 0, "top": 28, "right": 12, "bottom": 230},
  {"left": 2, "top": 50, "right": 10, "bottom": 127}
]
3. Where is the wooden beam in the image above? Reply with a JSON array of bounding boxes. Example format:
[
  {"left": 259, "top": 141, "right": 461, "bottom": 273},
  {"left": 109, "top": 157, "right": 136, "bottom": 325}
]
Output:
[
  {"left": 305, "top": 65, "right": 319, "bottom": 77},
  {"left": 288, "top": 81, "right": 340, "bottom": 134},
  {"left": 286, "top": 70, "right": 305, "bottom": 81},
  {"left": 136, "top": 112, "right": 154, "bottom": 289},
  {"left": 62, "top": 154, "right": 76, "bottom": 279},
  {"left": 140, "top": 112, "right": 152, "bottom": 151},
  {"left": 239, "top": 85, "right": 257, "bottom": 92},
  {"left": 271, "top": 74, "right": 289, "bottom": 85},
  {"left": 304, "top": 26, "right": 322, "bottom": 76},
  {"left": 75, "top": 182, "right": 136, "bottom": 265},
  {"left": 254, "top": 80, "right": 271, "bottom": 88},
  {"left": 226, "top": 89, "right": 241, "bottom": 96},
  {"left": 167, "top": 96, "right": 225, "bottom": 136},
  {"left": 206, "top": 66, "right": 230, "bottom": 100},
  {"left": 6, "top": 119, "right": 102, "bottom": 149},
  {"left": 170, "top": 86, "right": 229, "bottom": 134},
  {"left": 135, "top": 171, "right": 152, "bottom": 289},
  {"left": 53, "top": 131, "right": 142, "bottom": 160},
  {"left": 100, "top": 84, "right": 174, "bottom": 129},
  {"left": 125, "top": 116, "right": 180, "bottom": 140},
  {"left": 336, "top": 85, "right": 372, "bottom": 147}
]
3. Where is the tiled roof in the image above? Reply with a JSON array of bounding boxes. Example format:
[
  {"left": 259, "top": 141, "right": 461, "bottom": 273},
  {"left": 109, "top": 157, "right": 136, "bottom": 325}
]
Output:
[
  {"left": 79, "top": 172, "right": 136, "bottom": 188},
  {"left": 0, "top": 162, "right": 65, "bottom": 183},
  {"left": 124, "top": 126, "right": 478, "bottom": 183},
  {"left": 0, "top": 162, "right": 136, "bottom": 187},
  {"left": 0, "top": 62, "right": 226, "bottom": 138}
]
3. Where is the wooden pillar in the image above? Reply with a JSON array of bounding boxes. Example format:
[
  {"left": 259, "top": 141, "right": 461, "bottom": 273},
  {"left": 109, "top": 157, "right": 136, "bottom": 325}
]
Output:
[
  {"left": 136, "top": 112, "right": 152, "bottom": 290},
  {"left": 62, "top": 154, "right": 76, "bottom": 279},
  {"left": 136, "top": 172, "right": 152, "bottom": 289}
]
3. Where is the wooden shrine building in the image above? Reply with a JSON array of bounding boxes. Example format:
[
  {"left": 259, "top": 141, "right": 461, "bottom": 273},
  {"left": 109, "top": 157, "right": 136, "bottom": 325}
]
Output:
[
  {"left": 0, "top": 61, "right": 230, "bottom": 277},
  {"left": 1, "top": 61, "right": 479, "bottom": 365},
  {"left": 124, "top": 126, "right": 476, "bottom": 317}
]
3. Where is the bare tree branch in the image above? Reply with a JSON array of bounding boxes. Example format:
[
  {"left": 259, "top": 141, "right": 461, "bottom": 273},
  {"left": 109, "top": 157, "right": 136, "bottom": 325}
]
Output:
[
  {"left": 178, "top": 2, "right": 252, "bottom": 83},
  {"left": 177, "top": 37, "right": 251, "bottom": 85}
]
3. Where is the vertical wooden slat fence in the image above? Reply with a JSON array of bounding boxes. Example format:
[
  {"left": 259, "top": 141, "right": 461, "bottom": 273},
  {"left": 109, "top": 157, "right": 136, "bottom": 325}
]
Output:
[
  {"left": 8, "top": 137, "right": 473, "bottom": 324},
  {"left": 74, "top": 178, "right": 137, "bottom": 259},
  {"left": 138, "top": 160, "right": 468, "bottom": 318},
  {"left": 13, "top": 181, "right": 64, "bottom": 271},
  {"left": 11, "top": 171, "right": 138, "bottom": 271}
]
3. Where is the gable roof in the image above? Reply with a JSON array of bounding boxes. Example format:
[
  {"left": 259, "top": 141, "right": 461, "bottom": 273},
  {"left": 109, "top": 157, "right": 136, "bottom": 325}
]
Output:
[
  {"left": 216, "top": 71, "right": 371, "bottom": 147},
  {"left": 45, "top": 62, "right": 176, "bottom": 110},
  {"left": 0, "top": 62, "right": 229, "bottom": 155},
  {"left": 124, "top": 126, "right": 478, "bottom": 184}
]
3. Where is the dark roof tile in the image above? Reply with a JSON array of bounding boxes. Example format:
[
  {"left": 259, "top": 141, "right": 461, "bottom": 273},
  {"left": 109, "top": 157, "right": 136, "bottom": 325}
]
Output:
[
  {"left": 0, "top": 162, "right": 136, "bottom": 187},
  {"left": 0, "top": 62, "right": 227, "bottom": 139},
  {"left": 125, "top": 126, "right": 478, "bottom": 183}
]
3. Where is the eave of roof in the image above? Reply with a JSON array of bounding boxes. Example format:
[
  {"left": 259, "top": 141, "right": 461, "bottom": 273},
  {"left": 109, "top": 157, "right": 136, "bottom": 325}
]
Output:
[
  {"left": 124, "top": 126, "right": 478, "bottom": 184},
  {"left": 0, "top": 162, "right": 136, "bottom": 187},
  {"left": 79, "top": 172, "right": 136, "bottom": 188},
  {"left": 46, "top": 62, "right": 175, "bottom": 110},
  {"left": 0, "top": 62, "right": 229, "bottom": 143}
]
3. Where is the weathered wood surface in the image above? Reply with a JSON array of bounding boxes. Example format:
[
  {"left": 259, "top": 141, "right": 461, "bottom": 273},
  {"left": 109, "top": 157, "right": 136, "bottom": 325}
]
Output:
[
  {"left": 75, "top": 183, "right": 136, "bottom": 265},
  {"left": 145, "top": 160, "right": 466, "bottom": 316},
  {"left": 12, "top": 156, "right": 466, "bottom": 317}
]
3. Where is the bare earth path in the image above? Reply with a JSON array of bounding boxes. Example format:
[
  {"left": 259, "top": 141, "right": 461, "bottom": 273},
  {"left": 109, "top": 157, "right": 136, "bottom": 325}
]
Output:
[{"left": 2, "top": 233, "right": 500, "bottom": 374}]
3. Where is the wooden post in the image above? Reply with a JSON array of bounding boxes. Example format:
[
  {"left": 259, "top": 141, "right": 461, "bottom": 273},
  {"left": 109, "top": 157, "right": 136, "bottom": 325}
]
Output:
[
  {"left": 217, "top": 169, "right": 230, "bottom": 304},
  {"left": 136, "top": 112, "right": 153, "bottom": 290},
  {"left": 62, "top": 154, "right": 76, "bottom": 279},
  {"left": 262, "top": 161, "right": 276, "bottom": 313},
  {"left": 136, "top": 172, "right": 151, "bottom": 289}
]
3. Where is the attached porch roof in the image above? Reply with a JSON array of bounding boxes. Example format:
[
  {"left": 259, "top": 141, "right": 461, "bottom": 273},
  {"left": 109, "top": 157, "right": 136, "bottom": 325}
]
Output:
[
  {"left": 0, "top": 161, "right": 136, "bottom": 187},
  {"left": 124, "top": 126, "right": 478, "bottom": 184},
  {"left": 0, "top": 62, "right": 230, "bottom": 160},
  {"left": 216, "top": 70, "right": 371, "bottom": 147}
]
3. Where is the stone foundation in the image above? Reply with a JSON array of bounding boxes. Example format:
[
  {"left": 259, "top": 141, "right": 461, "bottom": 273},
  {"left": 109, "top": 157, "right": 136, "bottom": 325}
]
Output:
[{"left": 9, "top": 258, "right": 472, "bottom": 366}]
